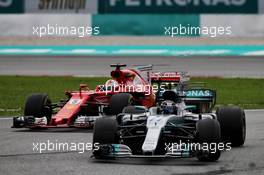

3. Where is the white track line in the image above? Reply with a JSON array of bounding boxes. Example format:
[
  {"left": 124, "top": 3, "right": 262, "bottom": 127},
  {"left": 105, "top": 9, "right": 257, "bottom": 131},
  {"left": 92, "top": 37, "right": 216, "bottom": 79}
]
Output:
[
  {"left": 0, "top": 118, "right": 13, "bottom": 120},
  {"left": 244, "top": 109, "right": 264, "bottom": 112}
]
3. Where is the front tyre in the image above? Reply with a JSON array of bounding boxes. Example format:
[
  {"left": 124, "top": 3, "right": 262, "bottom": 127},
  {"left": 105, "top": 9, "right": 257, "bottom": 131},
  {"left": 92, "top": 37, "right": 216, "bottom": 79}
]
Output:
[
  {"left": 196, "top": 118, "right": 221, "bottom": 162},
  {"left": 24, "top": 93, "right": 52, "bottom": 123},
  {"left": 93, "top": 118, "right": 119, "bottom": 158}
]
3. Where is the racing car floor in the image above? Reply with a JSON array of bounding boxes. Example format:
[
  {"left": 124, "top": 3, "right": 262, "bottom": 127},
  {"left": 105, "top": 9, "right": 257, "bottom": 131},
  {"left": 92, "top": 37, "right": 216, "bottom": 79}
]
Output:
[{"left": 0, "top": 110, "right": 264, "bottom": 175}]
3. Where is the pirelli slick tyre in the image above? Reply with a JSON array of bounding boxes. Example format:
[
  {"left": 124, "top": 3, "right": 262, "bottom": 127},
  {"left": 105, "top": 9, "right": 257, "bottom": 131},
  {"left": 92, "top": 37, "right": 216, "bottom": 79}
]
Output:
[
  {"left": 216, "top": 106, "right": 246, "bottom": 147},
  {"left": 109, "top": 93, "right": 133, "bottom": 115},
  {"left": 93, "top": 118, "right": 118, "bottom": 158},
  {"left": 24, "top": 93, "right": 52, "bottom": 123},
  {"left": 196, "top": 118, "right": 221, "bottom": 162},
  {"left": 93, "top": 117, "right": 118, "bottom": 144}
]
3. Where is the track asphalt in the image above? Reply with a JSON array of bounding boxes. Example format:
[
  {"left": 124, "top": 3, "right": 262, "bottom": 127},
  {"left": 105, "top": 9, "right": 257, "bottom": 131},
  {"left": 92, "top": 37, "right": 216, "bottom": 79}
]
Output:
[{"left": 0, "top": 110, "right": 263, "bottom": 175}]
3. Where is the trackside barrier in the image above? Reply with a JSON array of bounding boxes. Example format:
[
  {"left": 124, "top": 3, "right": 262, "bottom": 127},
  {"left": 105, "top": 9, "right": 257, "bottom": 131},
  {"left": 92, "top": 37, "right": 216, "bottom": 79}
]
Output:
[
  {"left": 0, "top": 1, "right": 264, "bottom": 37},
  {"left": 1, "top": 0, "right": 262, "bottom": 14},
  {"left": 98, "top": 0, "right": 258, "bottom": 14}
]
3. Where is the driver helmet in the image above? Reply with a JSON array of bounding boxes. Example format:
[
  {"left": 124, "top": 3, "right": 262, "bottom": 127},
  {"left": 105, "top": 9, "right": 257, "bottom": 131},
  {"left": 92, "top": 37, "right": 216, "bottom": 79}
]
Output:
[{"left": 160, "top": 100, "right": 178, "bottom": 114}]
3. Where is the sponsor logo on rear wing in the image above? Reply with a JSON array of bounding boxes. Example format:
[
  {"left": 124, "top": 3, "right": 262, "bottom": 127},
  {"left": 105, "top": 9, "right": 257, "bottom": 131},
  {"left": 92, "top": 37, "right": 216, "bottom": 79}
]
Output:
[
  {"left": 184, "top": 89, "right": 216, "bottom": 101},
  {"left": 151, "top": 72, "right": 190, "bottom": 82},
  {"left": 184, "top": 89, "right": 214, "bottom": 97}
]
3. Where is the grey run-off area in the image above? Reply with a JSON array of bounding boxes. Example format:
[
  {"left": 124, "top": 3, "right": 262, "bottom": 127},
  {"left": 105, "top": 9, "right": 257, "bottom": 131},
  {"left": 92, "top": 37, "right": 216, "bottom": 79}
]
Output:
[{"left": 0, "top": 55, "right": 264, "bottom": 78}]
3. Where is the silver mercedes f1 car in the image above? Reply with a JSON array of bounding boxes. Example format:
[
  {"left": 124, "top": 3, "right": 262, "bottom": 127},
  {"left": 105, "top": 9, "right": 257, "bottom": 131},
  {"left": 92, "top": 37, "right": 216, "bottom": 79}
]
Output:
[{"left": 92, "top": 72, "right": 246, "bottom": 162}]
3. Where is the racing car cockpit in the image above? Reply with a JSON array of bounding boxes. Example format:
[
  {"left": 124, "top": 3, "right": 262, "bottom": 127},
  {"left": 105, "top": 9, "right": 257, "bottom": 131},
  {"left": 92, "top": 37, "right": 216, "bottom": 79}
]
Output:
[
  {"left": 95, "top": 64, "right": 146, "bottom": 93},
  {"left": 160, "top": 100, "right": 178, "bottom": 115},
  {"left": 104, "top": 79, "right": 119, "bottom": 91}
]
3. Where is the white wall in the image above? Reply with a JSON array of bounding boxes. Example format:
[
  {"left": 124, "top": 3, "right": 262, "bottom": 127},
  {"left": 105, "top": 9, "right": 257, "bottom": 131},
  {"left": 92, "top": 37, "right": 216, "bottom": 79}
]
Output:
[
  {"left": 1, "top": 14, "right": 264, "bottom": 37},
  {"left": 201, "top": 15, "right": 264, "bottom": 37},
  {"left": 0, "top": 14, "right": 91, "bottom": 36}
]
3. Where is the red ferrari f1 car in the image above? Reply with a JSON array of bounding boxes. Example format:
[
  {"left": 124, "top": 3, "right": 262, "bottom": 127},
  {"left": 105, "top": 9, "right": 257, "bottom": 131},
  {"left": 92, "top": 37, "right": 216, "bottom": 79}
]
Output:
[{"left": 12, "top": 64, "right": 155, "bottom": 129}]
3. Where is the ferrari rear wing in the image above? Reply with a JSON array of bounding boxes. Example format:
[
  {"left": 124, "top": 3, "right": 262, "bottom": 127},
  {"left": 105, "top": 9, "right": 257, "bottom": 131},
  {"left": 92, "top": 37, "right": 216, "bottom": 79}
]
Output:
[
  {"left": 136, "top": 64, "right": 153, "bottom": 72},
  {"left": 150, "top": 72, "right": 190, "bottom": 83}
]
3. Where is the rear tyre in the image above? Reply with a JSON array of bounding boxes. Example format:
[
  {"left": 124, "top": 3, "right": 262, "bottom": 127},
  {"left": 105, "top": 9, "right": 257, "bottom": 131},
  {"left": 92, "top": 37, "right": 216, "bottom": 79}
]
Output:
[
  {"left": 196, "top": 118, "right": 221, "bottom": 162},
  {"left": 109, "top": 93, "right": 133, "bottom": 115},
  {"left": 24, "top": 93, "right": 52, "bottom": 123},
  {"left": 216, "top": 106, "right": 246, "bottom": 147}
]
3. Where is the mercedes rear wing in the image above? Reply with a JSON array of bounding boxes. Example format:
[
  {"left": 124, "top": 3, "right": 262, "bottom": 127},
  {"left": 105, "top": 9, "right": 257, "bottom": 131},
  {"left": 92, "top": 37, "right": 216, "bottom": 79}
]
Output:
[{"left": 184, "top": 89, "right": 217, "bottom": 113}]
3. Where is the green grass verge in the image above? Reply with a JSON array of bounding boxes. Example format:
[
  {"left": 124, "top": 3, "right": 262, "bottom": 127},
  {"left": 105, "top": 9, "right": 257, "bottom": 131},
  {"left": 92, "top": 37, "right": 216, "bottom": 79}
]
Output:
[{"left": 0, "top": 76, "right": 263, "bottom": 116}]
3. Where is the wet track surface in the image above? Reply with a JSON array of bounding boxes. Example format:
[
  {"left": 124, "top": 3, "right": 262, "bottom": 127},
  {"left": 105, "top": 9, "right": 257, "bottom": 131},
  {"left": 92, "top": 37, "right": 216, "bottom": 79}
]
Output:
[
  {"left": 0, "top": 110, "right": 264, "bottom": 175},
  {"left": 0, "top": 56, "right": 264, "bottom": 77}
]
